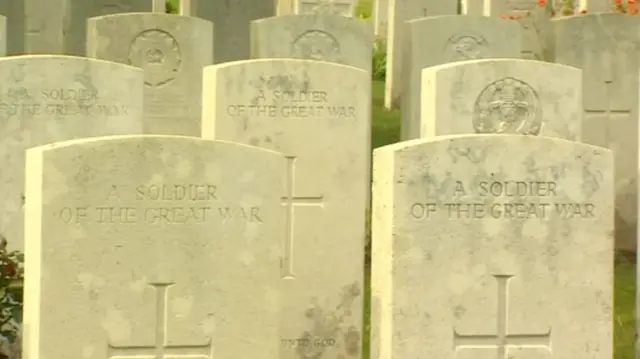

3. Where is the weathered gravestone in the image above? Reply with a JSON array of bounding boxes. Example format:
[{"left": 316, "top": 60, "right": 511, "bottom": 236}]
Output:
[
  {"left": 0, "top": 15, "right": 6, "bottom": 56},
  {"left": 0, "top": 1, "right": 24, "bottom": 54},
  {"left": 420, "top": 59, "right": 582, "bottom": 140},
  {"left": 371, "top": 134, "right": 613, "bottom": 359},
  {"left": 66, "top": 0, "right": 152, "bottom": 56},
  {"left": 384, "top": 0, "right": 457, "bottom": 110},
  {"left": 0, "top": 0, "right": 65, "bottom": 54},
  {"left": 401, "top": 15, "right": 522, "bottom": 140},
  {"left": 485, "top": 0, "right": 540, "bottom": 15},
  {"left": 251, "top": 14, "right": 373, "bottom": 74},
  {"left": 202, "top": 59, "right": 369, "bottom": 359},
  {"left": 373, "top": 0, "right": 388, "bottom": 39},
  {"left": 297, "top": 0, "right": 355, "bottom": 16},
  {"left": 0, "top": 55, "right": 144, "bottom": 252},
  {"left": 87, "top": 13, "right": 213, "bottom": 136},
  {"left": 23, "top": 135, "right": 283, "bottom": 359},
  {"left": 553, "top": 13, "right": 640, "bottom": 252},
  {"left": 184, "top": 0, "right": 274, "bottom": 63}
]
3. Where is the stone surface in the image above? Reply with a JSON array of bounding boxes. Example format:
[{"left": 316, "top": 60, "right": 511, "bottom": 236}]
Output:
[
  {"left": 23, "top": 135, "right": 283, "bottom": 359},
  {"left": 0, "top": 0, "right": 66, "bottom": 54},
  {"left": 582, "top": 0, "right": 613, "bottom": 12},
  {"left": 87, "top": 13, "right": 213, "bottom": 136},
  {"left": 485, "top": 0, "right": 539, "bottom": 15},
  {"left": 0, "top": 1, "right": 24, "bottom": 55},
  {"left": 553, "top": 13, "right": 640, "bottom": 252},
  {"left": 189, "top": 0, "right": 275, "bottom": 63},
  {"left": 384, "top": 0, "right": 457, "bottom": 110},
  {"left": 66, "top": 0, "right": 152, "bottom": 56},
  {"left": 371, "top": 134, "right": 613, "bottom": 359},
  {"left": 297, "top": 0, "right": 355, "bottom": 15},
  {"left": 461, "top": 0, "right": 484, "bottom": 14},
  {"left": 401, "top": 16, "right": 522, "bottom": 140},
  {"left": 420, "top": 59, "right": 582, "bottom": 140},
  {"left": 278, "top": 0, "right": 296, "bottom": 15},
  {"left": 0, "top": 55, "right": 144, "bottom": 252},
  {"left": 373, "top": 0, "right": 388, "bottom": 39},
  {"left": 251, "top": 14, "right": 373, "bottom": 74},
  {"left": 0, "top": 15, "right": 5, "bottom": 55},
  {"left": 202, "top": 59, "right": 369, "bottom": 359}
]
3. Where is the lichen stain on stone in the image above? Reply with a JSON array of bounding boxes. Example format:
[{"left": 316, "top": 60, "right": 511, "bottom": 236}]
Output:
[{"left": 296, "top": 282, "right": 362, "bottom": 359}]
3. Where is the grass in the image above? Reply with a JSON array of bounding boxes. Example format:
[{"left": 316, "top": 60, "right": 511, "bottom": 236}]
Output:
[{"left": 162, "top": 0, "right": 636, "bottom": 357}]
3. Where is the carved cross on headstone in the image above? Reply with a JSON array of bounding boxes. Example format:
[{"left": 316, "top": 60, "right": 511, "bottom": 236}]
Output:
[
  {"left": 453, "top": 275, "right": 552, "bottom": 359},
  {"left": 107, "top": 282, "right": 212, "bottom": 359},
  {"left": 280, "top": 156, "right": 324, "bottom": 279}
]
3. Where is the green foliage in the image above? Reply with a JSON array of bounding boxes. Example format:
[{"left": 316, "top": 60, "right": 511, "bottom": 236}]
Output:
[
  {"left": 0, "top": 239, "right": 23, "bottom": 344},
  {"left": 166, "top": 0, "right": 178, "bottom": 13},
  {"left": 372, "top": 40, "right": 387, "bottom": 82}
]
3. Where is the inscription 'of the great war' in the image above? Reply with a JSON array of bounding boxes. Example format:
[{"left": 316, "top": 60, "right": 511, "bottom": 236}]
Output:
[
  {"left": 0, "top": 88, "right": 130, "bottom": 117},
  {"left": 411, "top": 180, "right": 596, "bottom": 220},
  {"left": 58, "top": 184, "right": 263, "bottom": 225},
  {"left": 226, "top": 88, "right": 357, "bottom": 119}
]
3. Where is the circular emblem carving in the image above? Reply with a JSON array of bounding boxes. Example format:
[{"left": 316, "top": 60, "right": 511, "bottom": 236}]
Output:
[
  {"left": 292, "top": 30, "right": 340, "bottom": 62},
  {"left": 444, "top": 33, "right": 489, "bottom": 60},
  {"left": 128, "top": 30, "right": 182, "bottom": 87},
  {"left": 473, "top": 77, "right": 542, "bottom": 135}
]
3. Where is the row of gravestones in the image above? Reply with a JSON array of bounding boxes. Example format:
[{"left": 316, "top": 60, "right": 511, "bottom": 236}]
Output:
[
  {"left": 0, "top": 7, "right": 623, "bottom": 359},
  {"left": 0, "top": 0, "right": 360, "bottom": 59},
  {"left": 0, "top": 53, "right": 612, "bottom": 359},
  {"left": 382, "top": 12, "right": 640, "bottom": 255}
]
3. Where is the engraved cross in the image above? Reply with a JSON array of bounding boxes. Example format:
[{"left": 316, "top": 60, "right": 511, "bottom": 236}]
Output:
[
  {"left": 453, "top": 275, "right": 552, "bottom": 359},
  {"left": 280, "top": 156, "right": 325, "bottom": 279},
  {"left": 583, "top": 48, "right": 632, "bottom": 150},
  {"left": 107, "top": 282, "right": 212, "bottom": 359}
]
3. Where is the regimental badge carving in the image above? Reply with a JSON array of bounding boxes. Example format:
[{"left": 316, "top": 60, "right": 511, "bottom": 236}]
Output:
[
  {"left": 444, "top": 33, "right": 489, "bottom": 60},
  {"left": 292, "top": 30, "right": 340, "bottom": 62},
  {"left": 473, "top": 77, "right": 542, "bottom": 135},
  {"left": 128, "top": 30, "right": 182, "bottom": 87}
]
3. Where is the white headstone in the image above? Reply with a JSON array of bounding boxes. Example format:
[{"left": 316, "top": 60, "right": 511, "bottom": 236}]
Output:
[
  {"left": 202, "top": 59, "right": 369, "bottom": 359},
  {"left": 420, "top": 59, "right": 582, "bottom": 140},
  {"left": 87, "top": 13, "right": 213, "bottom": 136},
  {"left": 23, "top": 135, "right": 284, "bottom": 359},
  {"left": 371, "top": 134, "right": 613, "bottom": 359},
  {"left": 0, "top": 55, "right": 144, "bottom": 252},
  {"left": 401, "top": 15, "right": 522, "bottom": 140}
]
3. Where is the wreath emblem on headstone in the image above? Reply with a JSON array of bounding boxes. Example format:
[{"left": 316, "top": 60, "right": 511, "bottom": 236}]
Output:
[
  {"left": 473, "top": 77, "right": 542, "bottom": 135},
  {"left": 292, "top": 30, "right": 341, "bottom": 62},
  {"left": 444, "top": 33, "right": 489, "bottom": 60},
  {"left": 128, "top": 29, "right": 182, "bottom": 87}
]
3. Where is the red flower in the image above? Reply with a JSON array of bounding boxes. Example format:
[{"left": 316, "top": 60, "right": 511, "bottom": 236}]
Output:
[{"left": 538, "top": 0, "right": 546, "bottom": 6}]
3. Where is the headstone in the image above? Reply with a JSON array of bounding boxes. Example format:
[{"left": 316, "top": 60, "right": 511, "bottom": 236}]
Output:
[
  {"left": 278, "top": 0, "right": 297, "bottom": 15},
  {"left": 582, "top": 0, "right": 613, "bottom": 12},
  {"left": 0, "top": 0, "right": 66, "bottom": 54},
  {"left": 420, "top": 59, "right": 582, "bottom": 140},
  {"left": 0, "top": 55, "right": 144, "bottom": 252},
  {"left": 66, "top": 0, "right": 152, "bottom": 56},
  {"left": 384, "top": 0, "right": 457, "bottom": 110},
  {"left": 297, "top": 0, "right": 355, "bottom": 16},
  {"left": 462, "top": 0, "right": 484, "bottom": 14},
  {"left": 202, "top": 59, "right": 369, "bottom": 359},
  {"left": 485, "top": 0, "right": 540, "bottom": 15},
  {"left": 0, "top": 15, "right": 5, "bottom": 55},
  {"left": 23, "top": 135, "right": 283, "bottom": 359},
  {"left": 371, "top": 134, "right": 613, "bottom": 359},
  {"left": 87, "top": 13, "right": 213, "bottom": 136},
  {"left": 553, "top": 13, "right": 640, "bottom": 252},
  {"left": 401, "top": 16, "right": 522, "bottom": 140},
  {"left": 0, "top": 1, "right": 24, "bottom": 54},
  {"left": 373, "top": 0, "right": 388, "bottom": 39},
  {"left": 251, "top": 14, "right": 373, "bottom": 74},
  {"left": 187, "top": 0, "right": 275, "bottom": 63}
]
